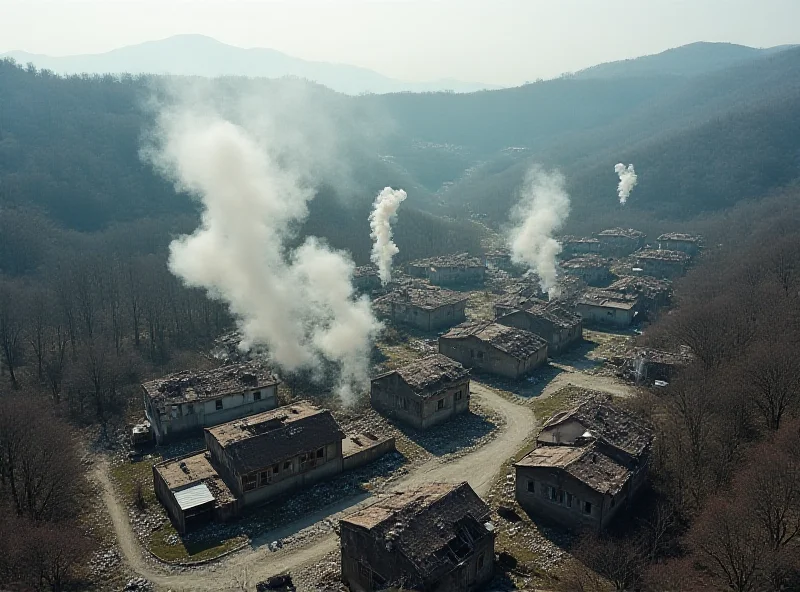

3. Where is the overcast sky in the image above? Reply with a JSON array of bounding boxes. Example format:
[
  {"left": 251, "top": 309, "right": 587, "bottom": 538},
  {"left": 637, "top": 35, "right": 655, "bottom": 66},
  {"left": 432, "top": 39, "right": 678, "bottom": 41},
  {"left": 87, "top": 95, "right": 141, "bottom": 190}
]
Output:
[{"left": 2, "top": 0, "right": 798, "bottom": 86}]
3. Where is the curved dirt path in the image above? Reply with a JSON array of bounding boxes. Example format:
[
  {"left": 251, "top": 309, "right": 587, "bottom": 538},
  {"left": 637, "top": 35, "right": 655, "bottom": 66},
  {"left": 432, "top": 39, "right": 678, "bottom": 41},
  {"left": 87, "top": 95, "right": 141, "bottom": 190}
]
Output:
[{"left": 96, "top": 382, "right": 535, "bottom": 591}]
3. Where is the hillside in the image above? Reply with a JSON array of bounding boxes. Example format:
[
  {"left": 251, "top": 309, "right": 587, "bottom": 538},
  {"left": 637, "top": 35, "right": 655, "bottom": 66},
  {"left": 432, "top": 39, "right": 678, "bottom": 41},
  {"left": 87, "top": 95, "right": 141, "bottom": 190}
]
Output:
[{"left": 1, "top": 34, "right": 498, "bottom": 95}]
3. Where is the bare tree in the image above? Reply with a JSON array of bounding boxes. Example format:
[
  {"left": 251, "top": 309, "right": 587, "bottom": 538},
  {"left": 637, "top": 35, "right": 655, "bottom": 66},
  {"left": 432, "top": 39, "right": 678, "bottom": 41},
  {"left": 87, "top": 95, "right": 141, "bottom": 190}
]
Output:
[
  {"left": 743, "top": 341, "right": 800, "bottom": 431},
  {"left": 0, "top": 278, "right": 25, "bottom": 387}
]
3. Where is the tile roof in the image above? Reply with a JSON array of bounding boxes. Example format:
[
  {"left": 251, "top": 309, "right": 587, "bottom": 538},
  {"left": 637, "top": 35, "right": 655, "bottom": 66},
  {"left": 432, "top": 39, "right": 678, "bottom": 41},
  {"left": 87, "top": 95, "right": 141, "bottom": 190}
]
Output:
[
  {"left": 408, "top": 253, "right": 485, "bottom": 269},
  {"left": 515, "top": 444, "right": 631, "bottom": 495},
  {"left": 382, "top": 354, "right": 470, "bottom": 399},
  {"left": 577, "top": 290, "right": 638, "bottom": 310},
  {"left": 206, "top": 402, "right": 344, "bottom": 474},
  {"left": 441, "top": 320, "right": 547, "bottom": 360},
  {"left": 383, "top": 285, "right": 468, "bottom": 310},
  {"left": 143, "top": 362, "right": 279, "bottom": 404},
  {"left": 560, "top": 255, "right": 611, "bottom": 269},
  {"left": 597, "top": 228, "right": 646, "bottom": 239},
  {"left": 635, "top": 249, "right": 691, "bottom": 263},
  {"left": 657, "top": 233, "right": 703, "bottom": 243},
  {"left": 341, "top": 482, "right": 492, "bottom": 578}
]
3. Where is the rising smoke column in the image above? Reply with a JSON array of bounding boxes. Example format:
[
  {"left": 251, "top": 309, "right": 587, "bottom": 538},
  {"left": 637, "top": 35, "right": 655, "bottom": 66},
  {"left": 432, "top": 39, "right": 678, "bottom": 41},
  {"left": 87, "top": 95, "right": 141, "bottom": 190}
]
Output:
[
  {"left": 614, "top": 163, "right": 638, "bottom": 205},
  {"left": 143, "top": 109, "right": 381, "bottom": 404},
  {"left": 508, "top": 167, "right": 571, "bottom": 298},
  {"left": 369, "top": 187, "right": 407, "bottom": 284}
]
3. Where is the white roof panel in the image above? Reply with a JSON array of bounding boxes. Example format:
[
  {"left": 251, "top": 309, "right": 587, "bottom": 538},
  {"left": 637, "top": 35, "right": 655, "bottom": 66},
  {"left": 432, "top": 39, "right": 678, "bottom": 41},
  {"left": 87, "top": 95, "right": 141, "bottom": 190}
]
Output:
[{"left": 173, "top": 482, "right": 215, "bottom": 511}]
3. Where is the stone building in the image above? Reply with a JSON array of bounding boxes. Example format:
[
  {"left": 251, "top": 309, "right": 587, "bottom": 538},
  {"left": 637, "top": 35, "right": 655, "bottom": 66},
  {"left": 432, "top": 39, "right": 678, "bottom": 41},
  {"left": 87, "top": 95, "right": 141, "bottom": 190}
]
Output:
[
  {"left": 483, "top": 248, "right": 513, "bottom": 271},
  {"left": 493, "top": 282, "right": 547, "bottom": 318},
  {"left": 353, "top": 265, "right": 382, "bottom": 292},
  {"left": 577, "top": 291, "right": 639, "bottom": 328},
  {"left": 340, "top": 482, "right": 495, "bottom": 592},
  {"left": 515, "top": 395, "right": 652, "bottom": 531},
  {"left": 439, "top": 320, "right": 548, "bottom": 379},
  {"left": 560, "top": 236, "right": 601, "bottom": 258},
  {"left": 635, "top": 249, "right": 691, "bottom": 280},
  {"left": 621, "top": 347, "right": 694, "bottom": 385},
  {"left": 382, "top": 285, "right": 468, "bottom": 331},
  {"left": 153, "top": 402, "right": 394, "bottom": 533},
  {"left": 407, "top": 253, "right": 486, "bottom": 285},
  {"left": 496, "top": 303, "right": 583, "bottom": 355},
  {"left": 560, "top": 255, "right": 612, "bottom": 287},
  {"left": 606, "top": 276, "right": 672, "bottom": 321},
  {"left": 597, "top": 228, "right": 646, "bottom": 256},
  {"left": 657, "top": 233, "right": 703, "bottom": 256},
  {"left": 371, "top": 354, "right": 471, "bottom": 430},
  {"left": 143, "top": 363, "right": 280, "bottom": 444}
]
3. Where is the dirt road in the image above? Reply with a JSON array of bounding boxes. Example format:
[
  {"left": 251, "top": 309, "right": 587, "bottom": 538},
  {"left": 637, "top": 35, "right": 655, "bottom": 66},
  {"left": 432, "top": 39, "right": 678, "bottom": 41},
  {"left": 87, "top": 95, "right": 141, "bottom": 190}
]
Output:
[
  {"left": 95, "top": 381, "right": 536, "bottom": 591},
  {"left": 541, "top": 368, "right": 636, "bottom": 399}
]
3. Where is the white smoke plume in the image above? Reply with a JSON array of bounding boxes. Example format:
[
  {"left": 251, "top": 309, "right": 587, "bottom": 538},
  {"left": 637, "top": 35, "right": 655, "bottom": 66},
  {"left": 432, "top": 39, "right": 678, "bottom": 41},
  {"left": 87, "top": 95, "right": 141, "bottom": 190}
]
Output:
[
  {"left": 143, "top": 104, "right": 381, "bottom": 404},
  {"left": 369, "top": 187, "right": 407, "bottom": 284},
  {"left": 614, "top": 163, "right": 638, "bottom": 205},
  {"left": 508, "top": 167, "right": 571, "bottom": 298}
]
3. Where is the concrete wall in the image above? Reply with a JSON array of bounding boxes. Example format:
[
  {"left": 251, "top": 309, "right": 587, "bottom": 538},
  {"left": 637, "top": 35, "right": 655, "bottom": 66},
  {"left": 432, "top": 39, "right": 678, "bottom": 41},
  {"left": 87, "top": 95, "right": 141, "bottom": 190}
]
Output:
[
  {"left": 148, "top": 385, "right": 278, "bottom": 444},
  {"left": 538, "top": 420, "right": 586, "bottom": 445},
  {"left": 370, "top": 373, "right": 470, "bottom": 430},
  {"left": 639, "top": 259, "right": 687, "bottom": 280},
  {"left": 342, "top": 436, "right": 396, "bottom": 472},
  {"left": 153, "top": 465, "right": 186, "bottom": 534},
  {"left": 389, "top": 301, "right": 466, "bottom": 331},
  {"left": 577, "top": 303, "right": 635, "bottom": 328},
  {"left": 439, "top": 335, "right": 547, "bottom": 379}
]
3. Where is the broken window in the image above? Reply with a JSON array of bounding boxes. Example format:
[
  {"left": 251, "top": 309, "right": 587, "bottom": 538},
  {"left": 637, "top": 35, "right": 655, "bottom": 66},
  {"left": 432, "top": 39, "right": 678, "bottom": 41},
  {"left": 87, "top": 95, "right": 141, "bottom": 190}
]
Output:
[
  {"left": 398, "top": 397, "right": 408, "bottom": 410},
  {"left": 316, "top": 448, "right": 324, "bottom": 459},
  {"left": 437, "top": 399, "right": 445, "bottom": 411},
  {"left": 548, "top": 486, "right": 564, "bottom": 504},
  {"left": 259, "top": 470, "right": 270, "bottom": 485},
  {"left": 584, "top": 501, "right": 592, "bottom": 514},
  {"left": 566, "top": 492, "right": 573, "bottom": 508},
  {"left": 242, "top": 474, "right": 257, "bottom": 491},
  {"left": 283, "top": 460, "right": 292, "bottom": 472},
  {"left": 455, "top": 390, "right": 462, "bottom": 401},
  {"left": 215, "top": 399, "right": 223, "bottom": 411},
  {"left": 527, "top": 480, "right": 535, "bottom": 493},
  {"left": 253, "top": 391, "right": 262, "bottom": 401}
]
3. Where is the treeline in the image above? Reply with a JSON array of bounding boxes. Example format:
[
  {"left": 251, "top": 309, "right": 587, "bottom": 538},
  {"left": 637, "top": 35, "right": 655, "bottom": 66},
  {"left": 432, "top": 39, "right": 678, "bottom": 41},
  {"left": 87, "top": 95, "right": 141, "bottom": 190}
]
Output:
[{"left": 563, "top": 192, "right": 800, "bottom": 591}]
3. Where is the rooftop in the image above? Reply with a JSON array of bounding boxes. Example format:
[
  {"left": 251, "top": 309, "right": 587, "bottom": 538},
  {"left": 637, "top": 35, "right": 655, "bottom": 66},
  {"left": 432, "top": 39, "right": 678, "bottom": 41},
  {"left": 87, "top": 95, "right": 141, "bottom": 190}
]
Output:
[
  {"left": 154, "top": 451, "right": 235, "bottom": 505},
  {"left": 441, "top": 320, "right": 547, "bottom": 360},
  {"left": 524, "top": 303, "right": 583, "bottom": 329},
  {"left": 541, "top": 394, "right": 653, "bottom": 459},
  {"left": 577, "top": 290, "right": 638, "bottom": 310},
  {"left": 353, "top": 265, "right": 379, "bottom": 278},
  {"left": 608, "top": 275, "right": 672, "bottom": 297},
  {"left": 657, "top": 233, "right": 703, "bottom": 243},
  {"left": 635, "top": 249, "right": 691, "bottom": 263},
  {"left": 341, "top": 482, "right": 491, "bottom": 578},
  {"left": 206, "top": 402, "right": 344, "bottom": 473},
  {"left": 143, "top": 362, "right": 279, "bottom": 404},
  {"left": 560, "top": 255, "right": 610, "bottom": 270},
  {"left": 515, "top": 444, "right": 631, "bottom": 495},
  {"left": 381, "top": 354, "right": 470, "bottom": 398},
  {"left": 631, "top": 347, "right": 693, "bottom": 365},
  {"left": 384, "top": 285, "right": 468, "bottom": 310},
  {"left": 597, "top": 228, "right": 646, "bottom": 240},
  {"left": 408, "top": 253, "right": 485, "bottom": 269},
  {"left": 561, "top": 235, "right": 600, "bottom": 245}
]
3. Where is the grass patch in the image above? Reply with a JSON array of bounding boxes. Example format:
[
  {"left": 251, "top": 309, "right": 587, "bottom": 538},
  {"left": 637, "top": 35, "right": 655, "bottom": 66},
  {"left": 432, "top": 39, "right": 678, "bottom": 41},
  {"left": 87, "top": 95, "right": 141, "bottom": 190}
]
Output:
[
  {"left": 148, "top": 527, "right": 246, "bottom": 564},
  {"left": 530, "top": 385, "right": 586, "bottom": 424},
  {"left": 110, "top": 456, "right": 161, "bottom": 507}
]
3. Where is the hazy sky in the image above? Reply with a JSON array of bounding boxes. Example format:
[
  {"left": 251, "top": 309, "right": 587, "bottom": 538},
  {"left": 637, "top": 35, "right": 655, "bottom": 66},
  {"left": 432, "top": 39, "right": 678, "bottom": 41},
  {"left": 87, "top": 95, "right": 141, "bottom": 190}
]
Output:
[{"left": 2, "top": 0, "right": 798, "bottom": 86}]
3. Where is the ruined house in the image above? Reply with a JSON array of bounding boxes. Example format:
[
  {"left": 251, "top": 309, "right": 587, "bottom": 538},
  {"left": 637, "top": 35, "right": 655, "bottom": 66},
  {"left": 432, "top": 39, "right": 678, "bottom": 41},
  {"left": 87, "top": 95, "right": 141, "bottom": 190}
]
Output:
[
  {"left": 606, "top": 275, "right": 672, "bottom": 321},
  {"left": 353, "top": 265, "right": 382, "bottom": 292},
  {"left": 635, "top": 249, "right": 691, "bottom": 280},
  {"left": 143, "top": 363, "right": 280, "bottom": 444},
  {"left": 496, "top": 303, "right": 583, "bottom": 355},
  {"left": 407, "top": 253, "right": 486, "bottom": 285},
  {"left": 597, "top": 228, "right": 646, "bottom": 256},
  {"left": 493, "top": 283, "right": 547, "bottom": 318},
  {"left": 483, "top": 248, "right": 514, "bottom": 271},
  {"left": 382, "top": 285, "right": 468, "bottom": 331},
  {"left": 371, "top": 354, "right": 471, "bottom": 430},
  {"left": 657, "top": 233, "right": 703, "bottom": 256},
  {"left": 439, "top": 320, "right": 548, "bottom": 379},
  {"left": 153, "top": 401, "right": 394, "bottom": 533},
  {"left": 576, "top": 290, "right": 639, "bottom": 328},
  {"left": 560, "top": 256, "right": 612, "bottom": 287},
  {"left": 560, "top": 236, "right": 601, "bottom": 258},
  {"left": 621, "top": 347, "right": 693, "bottom": 385},
  {"left": 515, "top": 395, "right": 653, "bottom": 531},
  {"left": 340, "top": 482, "right": 495, "bottom": 592}
]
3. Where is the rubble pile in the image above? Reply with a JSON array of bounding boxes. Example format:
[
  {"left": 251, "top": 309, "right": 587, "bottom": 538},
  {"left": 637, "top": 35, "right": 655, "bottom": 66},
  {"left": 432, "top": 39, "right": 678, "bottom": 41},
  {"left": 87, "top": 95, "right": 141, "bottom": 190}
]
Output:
[
  {"left": 123, "top": 577, "right": 154, "bottom": 591},
  {"left": 89, "top": 547, "right": 121, "bottom": 575}
]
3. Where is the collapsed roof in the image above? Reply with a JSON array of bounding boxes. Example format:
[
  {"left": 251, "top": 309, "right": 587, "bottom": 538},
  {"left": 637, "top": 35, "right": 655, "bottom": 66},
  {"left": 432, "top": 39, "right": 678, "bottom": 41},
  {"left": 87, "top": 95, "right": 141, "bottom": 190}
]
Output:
[{"left": 442, "top": 320, "right": 547, "bottom": 360}]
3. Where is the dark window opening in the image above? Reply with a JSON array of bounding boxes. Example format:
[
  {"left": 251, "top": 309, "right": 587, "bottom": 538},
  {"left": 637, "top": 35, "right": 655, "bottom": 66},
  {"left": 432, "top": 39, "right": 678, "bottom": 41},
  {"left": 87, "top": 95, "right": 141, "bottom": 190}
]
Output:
[
  {"left": 186, "top": 403, "right": 194, "bottom": 414},
  {"left": 242, "top": 474, "right": 257, "bottom": 491},
  {"left": 283, "top": 461, "right": 292, "bottom": 472},
  {"left": 215, "top": 400, "right": 223, "bottom": 411},
  {"left": 316, "top": 447, "right": 324, "bottom": 459},
  {"left": 584, "top": 501, "right": 592, "bottom": 514},
  {"left": 253, "top": 391, "right": 262, "bottom": 401},
  {"left": 437, "top": 399, "right": 445, "bottom": 411},
  {"left": 259, "top": 470, "right": 270, "bottom": 485},
  {"left": 527, "top": 480, "right": 535, "bottom": 493},
  {"left": 566, "top": 492, "right": 573, "bottom": 508},
  {"left": 455, "top": 390, "right": 462, "bottom": 401},
  {"left": 478, "top": 553, "right": 485, "bottom": 569}
]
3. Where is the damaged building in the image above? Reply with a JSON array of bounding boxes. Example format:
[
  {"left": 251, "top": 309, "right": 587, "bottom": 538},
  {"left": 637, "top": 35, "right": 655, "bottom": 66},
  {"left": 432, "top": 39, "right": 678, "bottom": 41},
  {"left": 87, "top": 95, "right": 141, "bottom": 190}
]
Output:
[
  {"left": 340, "top": 482, "right": 495, "bottom": 592},
  {"left": 576, "top": 290, "right": 639, "bottom": 328},
  {"left": 514, "top": 395, "right": 653, "bottom": 531},
  {"left": 153, "top": 401, "right": 394, "bottom": 533},
  {"left": 371, "top": 354, "right": 471, "bottom": 430},
  {"left": 407, "top": 253, "right": 486, "bottom": 286},
  {"left": 635, "top": 249, "right": 691, "bottom": 280},
  {"left": 560, "top": 236, "right": 601, "bottom": 258},
  {"left": 597, "top": 228, "right": 646, "bottom": 256},
  {"left": 381, "top": 285, "right": 468, "bottom": 331},
  {"left": 493, "top": 282, "right": 547, "bottom": 318},
  {"left": 483, "top": 248, "right": 514, "bottom": 271},
  {"left": 143, "top": 363, "right": 280, "bottom": 444},
  {"left": 619, "top": 347, "right": 694, "bottom": 385},
  {"left": 560, "top": 255, "right": 613, "bottom": 287},
  {"left": 605, "top": 276, "right": 672, "bottom": 321},
  {"left": 657, "top": 233, "right": 703, "bottom": 256},
  {"left": 496, "top": 303, "right": 583, "bottom": 355},
  {"left": 439, "top": 320, "right": 548, "bottom": 379},
  {"left": 353, "top": 265, "right": 382, "bottom": 292}
]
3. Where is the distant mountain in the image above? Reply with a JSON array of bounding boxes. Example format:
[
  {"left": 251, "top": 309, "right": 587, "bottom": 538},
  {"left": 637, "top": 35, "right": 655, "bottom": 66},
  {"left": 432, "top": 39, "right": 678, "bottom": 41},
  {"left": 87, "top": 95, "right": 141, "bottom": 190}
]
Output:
[
  {"left": 572, "top": 41, "right": 797, "bottom": 80},
  {"left": 1, "top": 34, "right": 499, "bottom": 95}
]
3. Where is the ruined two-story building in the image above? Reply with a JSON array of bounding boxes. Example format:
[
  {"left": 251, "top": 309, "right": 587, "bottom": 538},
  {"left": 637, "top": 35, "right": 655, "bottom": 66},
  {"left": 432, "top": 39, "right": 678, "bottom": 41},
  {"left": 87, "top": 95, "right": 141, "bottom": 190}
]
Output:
[
  {"left": 381, "top": 285, "right": 468, "bottom": 331},
  {"left": 371, "top": 354, "right": 471, "bottom": 430},
  {"left": 407, "top": 253, "right": 486, "bottom": 286},
  {"left": 496, "top": 303, "right": 582, "bottom": 356},
  {"left": 514, "top": 395, "right": 653, "bottom": 531},
  {"left": 635, "top": 249, "right": 691, "bottom": 280},
  {"left": 576, "top": 290, "right": 639, "bottom": 328},
  {"left": 597, "top": 228, "right": 646, "bottom": 256},
  {"left": 560, "top": 255, "right": 612, "bottom": 287},
  {"left": 340, "top": 482, "right": 495, "bottom": 592},
  {"left": 143, "top": 363, "right": 280, "bottom": 444},
  {"left": 657, "top": 233, "right": 703, "bottom": 256},
  {"left": 439, "top": 320, "right": 548, "bottom": 379},
  {"left": 559, "top": 236, "right": 601, "bottom": 258}
]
